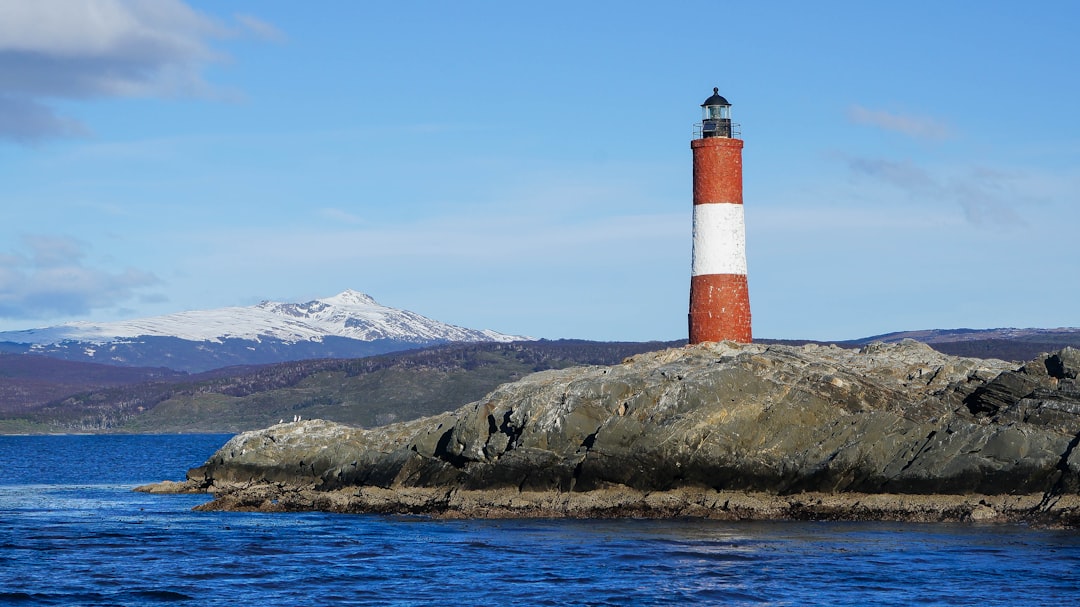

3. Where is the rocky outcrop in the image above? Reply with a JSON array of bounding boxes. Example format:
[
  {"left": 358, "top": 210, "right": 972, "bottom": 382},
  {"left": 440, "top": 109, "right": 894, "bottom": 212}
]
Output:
[{"left": 143, "top": 341, "right": 1080, "bottom": 525}]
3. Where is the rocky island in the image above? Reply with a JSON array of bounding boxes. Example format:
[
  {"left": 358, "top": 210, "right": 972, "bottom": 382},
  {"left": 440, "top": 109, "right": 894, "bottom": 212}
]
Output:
[{"left": 141, "top": 340, "right": 1080, "bottom": 526}]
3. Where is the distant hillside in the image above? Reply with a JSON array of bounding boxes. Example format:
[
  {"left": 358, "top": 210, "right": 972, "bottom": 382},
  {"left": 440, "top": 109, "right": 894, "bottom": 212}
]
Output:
[
  {"left": 0, "top": 336, "right": 442, "bottom": 375},
  {"left": 1, "top": 340, "right": 682, "bottom": 434},
  {"left": 0, "top": 354, "right": 184, "bottom": 416},
  {"left": 844, "top": 327, "right": 1080, "bottom": 362},
  {"left": 0, "top": 290, "right": 528, "bottom": 373}
]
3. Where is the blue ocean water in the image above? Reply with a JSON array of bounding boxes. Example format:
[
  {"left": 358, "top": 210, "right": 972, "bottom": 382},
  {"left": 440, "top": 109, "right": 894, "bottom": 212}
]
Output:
[{"left": 2, "top": 435, "right": 1080, "bottom": 606}]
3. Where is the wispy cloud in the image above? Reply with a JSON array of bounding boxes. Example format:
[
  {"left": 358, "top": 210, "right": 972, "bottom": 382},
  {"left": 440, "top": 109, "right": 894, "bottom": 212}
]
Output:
[
  {"left": 845, "top": 155, "right": 1028, "bottom": 227},
  {"left": 848, "top": 105, "right": 952, "bottom": 141},
  {"left": 318, "top": 208, "right": 365, "bottom": 225},
  {"left": 235, "top": 13, "right": 287, "bottom": 43},
  {"left": 184, "top": 210, "right": 686, "bottom": 269},
  {"left": 846, "top": 157, "right": 938, "bottom": 191},
  {"left": 0, "top": 235, "right": 159, "bottom": 319},
  {"left": 0, "top": 0, "right": 281, "bottom": 142}
]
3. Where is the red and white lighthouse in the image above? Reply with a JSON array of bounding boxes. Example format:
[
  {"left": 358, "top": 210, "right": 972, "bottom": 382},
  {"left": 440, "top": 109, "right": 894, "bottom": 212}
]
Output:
[{"left": 689, "top": 88, "right": 751, "bottom": 344}]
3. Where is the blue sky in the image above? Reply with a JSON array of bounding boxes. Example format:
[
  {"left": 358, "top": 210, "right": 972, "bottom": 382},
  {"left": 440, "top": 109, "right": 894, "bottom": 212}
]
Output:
[{"left": 1, "top": 1, "right": 1077, "bottom": 341}]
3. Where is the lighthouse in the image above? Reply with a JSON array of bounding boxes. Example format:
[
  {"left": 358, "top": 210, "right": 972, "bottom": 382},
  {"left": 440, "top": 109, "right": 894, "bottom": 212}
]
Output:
[{"left": 689, "top": 88, "right": 751, "bottom": 344}]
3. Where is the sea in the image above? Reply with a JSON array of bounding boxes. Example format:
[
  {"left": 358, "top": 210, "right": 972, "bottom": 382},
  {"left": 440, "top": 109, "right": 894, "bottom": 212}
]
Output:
[{"left": 2, "top": 434, "right": 1080, "bottom": 606}]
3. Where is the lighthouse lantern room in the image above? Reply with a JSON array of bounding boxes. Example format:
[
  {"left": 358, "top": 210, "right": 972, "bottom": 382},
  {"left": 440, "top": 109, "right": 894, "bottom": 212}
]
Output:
[{"left": 700, "top": 87, "right": 732, "bottom": 138}]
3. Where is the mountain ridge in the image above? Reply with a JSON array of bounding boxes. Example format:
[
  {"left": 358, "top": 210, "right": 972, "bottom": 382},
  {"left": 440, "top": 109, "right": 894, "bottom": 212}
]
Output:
[
  {"left": 0, "top": 290, "right": 530, "bottom": 372},
  {"left": 0, "top": 289, "right": 526, "bottom": 346}
]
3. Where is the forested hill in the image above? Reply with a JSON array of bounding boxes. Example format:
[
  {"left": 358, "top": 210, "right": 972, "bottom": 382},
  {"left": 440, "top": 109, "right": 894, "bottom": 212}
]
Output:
[{"left": 1, "top": 340, "right": 683, "bottom": 434}]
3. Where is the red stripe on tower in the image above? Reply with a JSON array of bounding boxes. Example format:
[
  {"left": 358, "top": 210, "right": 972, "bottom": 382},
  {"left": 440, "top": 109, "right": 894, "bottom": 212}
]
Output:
[{"left": 689, "top": 88, "right": 751, "bottom": 344}]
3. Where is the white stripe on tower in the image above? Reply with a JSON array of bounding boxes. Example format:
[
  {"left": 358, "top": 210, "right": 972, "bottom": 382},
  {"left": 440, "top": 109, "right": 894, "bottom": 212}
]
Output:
[{"left": 691, "top": 203, "right": 747, "bottom": 277}]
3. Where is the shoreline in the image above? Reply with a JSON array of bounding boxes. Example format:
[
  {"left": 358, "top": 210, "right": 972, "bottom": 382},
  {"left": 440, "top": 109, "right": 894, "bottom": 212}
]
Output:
[{"left": 136, "top": 481, "right": 1080, "bottom": 527}]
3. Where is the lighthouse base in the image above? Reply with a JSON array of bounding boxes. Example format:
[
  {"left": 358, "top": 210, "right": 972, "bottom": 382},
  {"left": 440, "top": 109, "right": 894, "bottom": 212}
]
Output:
[{"left": 689, "top": 273, "right": 752, "bottom": 344}]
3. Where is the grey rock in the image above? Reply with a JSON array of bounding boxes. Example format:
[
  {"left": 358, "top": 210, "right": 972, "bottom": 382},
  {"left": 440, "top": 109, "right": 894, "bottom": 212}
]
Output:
[
  {"left": 168, "top": 341, "right": 1080, "bottom": 522},
  {"left": 1048, "top": 347, "right": 1080, "bottom": 380}
]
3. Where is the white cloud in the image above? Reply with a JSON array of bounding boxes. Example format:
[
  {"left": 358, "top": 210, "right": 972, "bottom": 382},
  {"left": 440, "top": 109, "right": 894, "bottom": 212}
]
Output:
[
  {"left": 0, "top": 235, "right": 160, "bottom": 319},
  {"left": 0, "top": 0, "right": 279, "bottom": 142},
  {"left": 0, "top": 0, "right": 221, "bottom": 56},
  {"left": 848, "top": 105, "right": 952, "bottom": 141}
]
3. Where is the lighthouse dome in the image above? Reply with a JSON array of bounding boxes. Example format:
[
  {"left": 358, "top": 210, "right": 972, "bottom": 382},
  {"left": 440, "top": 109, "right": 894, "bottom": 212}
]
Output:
[{"left": 701, "top": 88, "right": 729, "bottom": 107}]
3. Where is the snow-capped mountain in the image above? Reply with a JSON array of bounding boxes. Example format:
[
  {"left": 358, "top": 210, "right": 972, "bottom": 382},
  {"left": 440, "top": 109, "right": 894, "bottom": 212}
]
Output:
[
  {"left": 0, "top": 290, "right": 531, "bottom": 372},
  {"left": 0, "top": 290, "right": 525, "bottom": 345}
]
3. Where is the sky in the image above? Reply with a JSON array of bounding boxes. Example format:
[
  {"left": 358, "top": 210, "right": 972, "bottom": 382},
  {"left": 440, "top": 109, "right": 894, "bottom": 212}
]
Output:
[{"left": 1, "top": 1, "right": 1078, "bottom": 342}]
